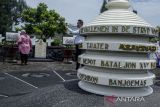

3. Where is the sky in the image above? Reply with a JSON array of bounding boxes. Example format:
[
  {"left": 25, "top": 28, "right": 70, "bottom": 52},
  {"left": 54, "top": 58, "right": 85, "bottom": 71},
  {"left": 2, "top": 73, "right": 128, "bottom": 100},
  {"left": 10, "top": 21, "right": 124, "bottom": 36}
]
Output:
[{"left": 25, "top": 0, "right": 160, "bottom": 27}]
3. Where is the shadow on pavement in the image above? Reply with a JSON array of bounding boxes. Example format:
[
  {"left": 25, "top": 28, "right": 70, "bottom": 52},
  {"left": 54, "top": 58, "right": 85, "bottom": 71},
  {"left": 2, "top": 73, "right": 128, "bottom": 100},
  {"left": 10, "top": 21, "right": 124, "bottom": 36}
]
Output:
[{"left": 64, "top": 80, "right": 94, "bottom": 95}]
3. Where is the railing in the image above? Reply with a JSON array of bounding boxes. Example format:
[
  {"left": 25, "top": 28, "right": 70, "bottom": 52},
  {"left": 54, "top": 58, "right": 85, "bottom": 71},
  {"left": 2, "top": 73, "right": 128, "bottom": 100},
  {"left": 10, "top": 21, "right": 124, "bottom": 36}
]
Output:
[{"left": 0, "top": 45, "right": 76, "bottom": 62}]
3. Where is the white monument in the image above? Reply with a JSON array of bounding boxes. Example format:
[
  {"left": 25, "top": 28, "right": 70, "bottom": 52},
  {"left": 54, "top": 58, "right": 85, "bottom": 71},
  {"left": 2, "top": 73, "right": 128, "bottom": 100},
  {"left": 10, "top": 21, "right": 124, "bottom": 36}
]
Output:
[
  {"left": 0, "top": 34, "right": 5, "bottom": 43},
  {"left": 31, "top": 36, "right": 38, "bottom": 46},
  {"left": 46, "top": 37, "right": 54, "bottom": 46},
  {"left": 77, "top": 0, "right": 158, "bottom": 97},
  {"left": 35, "top": 39, "right": 47, "bottom": 58}
]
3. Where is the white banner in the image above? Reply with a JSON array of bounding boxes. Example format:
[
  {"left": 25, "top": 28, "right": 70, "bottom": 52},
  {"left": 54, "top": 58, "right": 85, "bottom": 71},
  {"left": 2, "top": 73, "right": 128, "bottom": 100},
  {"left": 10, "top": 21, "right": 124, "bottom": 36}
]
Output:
[
  {"left": 63, "top": 37, "right": 74, "bottom": 45},
  {"left": 6, "top": 32, "right": 19, "bottom": 41}
]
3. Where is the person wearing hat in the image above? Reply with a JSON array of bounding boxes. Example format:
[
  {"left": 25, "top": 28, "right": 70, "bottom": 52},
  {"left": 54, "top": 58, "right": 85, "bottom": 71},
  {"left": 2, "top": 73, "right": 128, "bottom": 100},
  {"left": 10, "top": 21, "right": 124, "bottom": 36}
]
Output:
[{"left": 17, "top": 30, "right": 32, "bottom": 65}]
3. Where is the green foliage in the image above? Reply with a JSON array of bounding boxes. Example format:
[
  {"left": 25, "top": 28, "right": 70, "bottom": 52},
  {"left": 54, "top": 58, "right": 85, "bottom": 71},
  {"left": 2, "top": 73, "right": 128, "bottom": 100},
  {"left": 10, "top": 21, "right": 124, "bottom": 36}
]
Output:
[
  {"left": 0, "top": 41, "right": 3, "bottom": 46},
  {"left": 65, "top": 45, "right": 74, "bottom": 49},
  {"left": 20, "top": 3, "right": 67, "bottom": 38},
  {"left": 51, "top": 38, "right": 62, "bottom": 46},
  {"left": 0, "top": 0, "right": 28, "bottom": 35},
  {"left": 0, "top": 40, "right": 17, "bottom": 46}
]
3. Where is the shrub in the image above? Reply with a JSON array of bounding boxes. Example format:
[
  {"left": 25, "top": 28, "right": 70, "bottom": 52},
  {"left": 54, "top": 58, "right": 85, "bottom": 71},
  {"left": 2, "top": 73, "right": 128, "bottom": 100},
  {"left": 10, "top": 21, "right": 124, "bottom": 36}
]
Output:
[{"left": 51, "top": 38, "right": 62, "bottom": 46}]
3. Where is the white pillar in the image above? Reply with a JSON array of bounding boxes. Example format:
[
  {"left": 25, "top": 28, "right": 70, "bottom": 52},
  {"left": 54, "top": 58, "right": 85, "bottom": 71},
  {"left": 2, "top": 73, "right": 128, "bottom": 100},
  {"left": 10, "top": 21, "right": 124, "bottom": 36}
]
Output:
[{"left": 77, "top": 0, "right": 157, "bottom": 97}]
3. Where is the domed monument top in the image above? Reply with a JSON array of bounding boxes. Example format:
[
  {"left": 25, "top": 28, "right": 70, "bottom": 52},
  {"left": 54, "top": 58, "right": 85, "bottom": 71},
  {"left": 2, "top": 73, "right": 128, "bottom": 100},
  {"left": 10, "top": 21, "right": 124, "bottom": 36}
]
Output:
[
  {"left": 107, "top": 0, "right": 130, "bottom": 9},
  {"left": 80, "top": 0, "right": 158, "bottom": 36}
]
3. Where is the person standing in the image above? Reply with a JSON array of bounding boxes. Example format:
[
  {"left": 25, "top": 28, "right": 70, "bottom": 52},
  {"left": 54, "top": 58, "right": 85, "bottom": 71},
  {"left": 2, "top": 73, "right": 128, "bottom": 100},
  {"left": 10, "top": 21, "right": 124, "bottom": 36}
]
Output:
[
  {"left": 67, "top": 19, "right": 84, "bottom": 70},
  {"left": 17, "top": 30, "right": 32, "bottom": 65}
]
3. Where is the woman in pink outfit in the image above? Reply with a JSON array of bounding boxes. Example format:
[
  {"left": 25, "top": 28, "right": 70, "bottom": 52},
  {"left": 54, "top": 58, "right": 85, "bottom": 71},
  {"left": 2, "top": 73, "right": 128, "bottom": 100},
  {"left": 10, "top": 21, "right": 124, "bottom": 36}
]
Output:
[{"left": 17, "top": 30, "right": 32, "bottom": 65}]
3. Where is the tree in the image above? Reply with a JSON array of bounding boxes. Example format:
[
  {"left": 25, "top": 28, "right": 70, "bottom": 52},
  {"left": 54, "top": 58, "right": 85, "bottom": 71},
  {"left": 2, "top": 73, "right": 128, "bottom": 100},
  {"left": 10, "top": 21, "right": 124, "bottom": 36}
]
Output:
[
  {"left": 100, "top": 0, "right": 108, "bottom": 13},
  {"left": 0, "top": 0, "right": 27, "bottom": 35},
  {"left": 13, "top": 0, "right": 28, "bottom": 25},
  {"left": 20, "top": 3, "right": 66, "bottom": 39}
]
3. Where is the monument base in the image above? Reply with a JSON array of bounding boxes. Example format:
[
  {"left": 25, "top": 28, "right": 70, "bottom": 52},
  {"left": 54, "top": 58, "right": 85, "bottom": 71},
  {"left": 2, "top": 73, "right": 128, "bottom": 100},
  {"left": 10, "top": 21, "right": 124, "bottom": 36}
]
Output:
[{"left": 78, "top": 81, "right": 153, "bottom": 97}]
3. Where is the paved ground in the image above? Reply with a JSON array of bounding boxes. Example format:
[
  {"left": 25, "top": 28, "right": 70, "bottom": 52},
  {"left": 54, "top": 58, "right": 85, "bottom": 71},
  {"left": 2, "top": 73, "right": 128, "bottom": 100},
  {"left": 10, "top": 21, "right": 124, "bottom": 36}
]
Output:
[{"left": 0, "top": 61, "right": 160, "bottom": 107}]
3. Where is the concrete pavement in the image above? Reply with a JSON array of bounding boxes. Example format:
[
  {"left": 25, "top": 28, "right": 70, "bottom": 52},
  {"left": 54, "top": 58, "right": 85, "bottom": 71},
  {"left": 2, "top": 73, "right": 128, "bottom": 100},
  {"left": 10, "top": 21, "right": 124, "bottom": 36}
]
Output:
[{"left": 0, "top": 62, "right": 160, "bottom": 107}]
